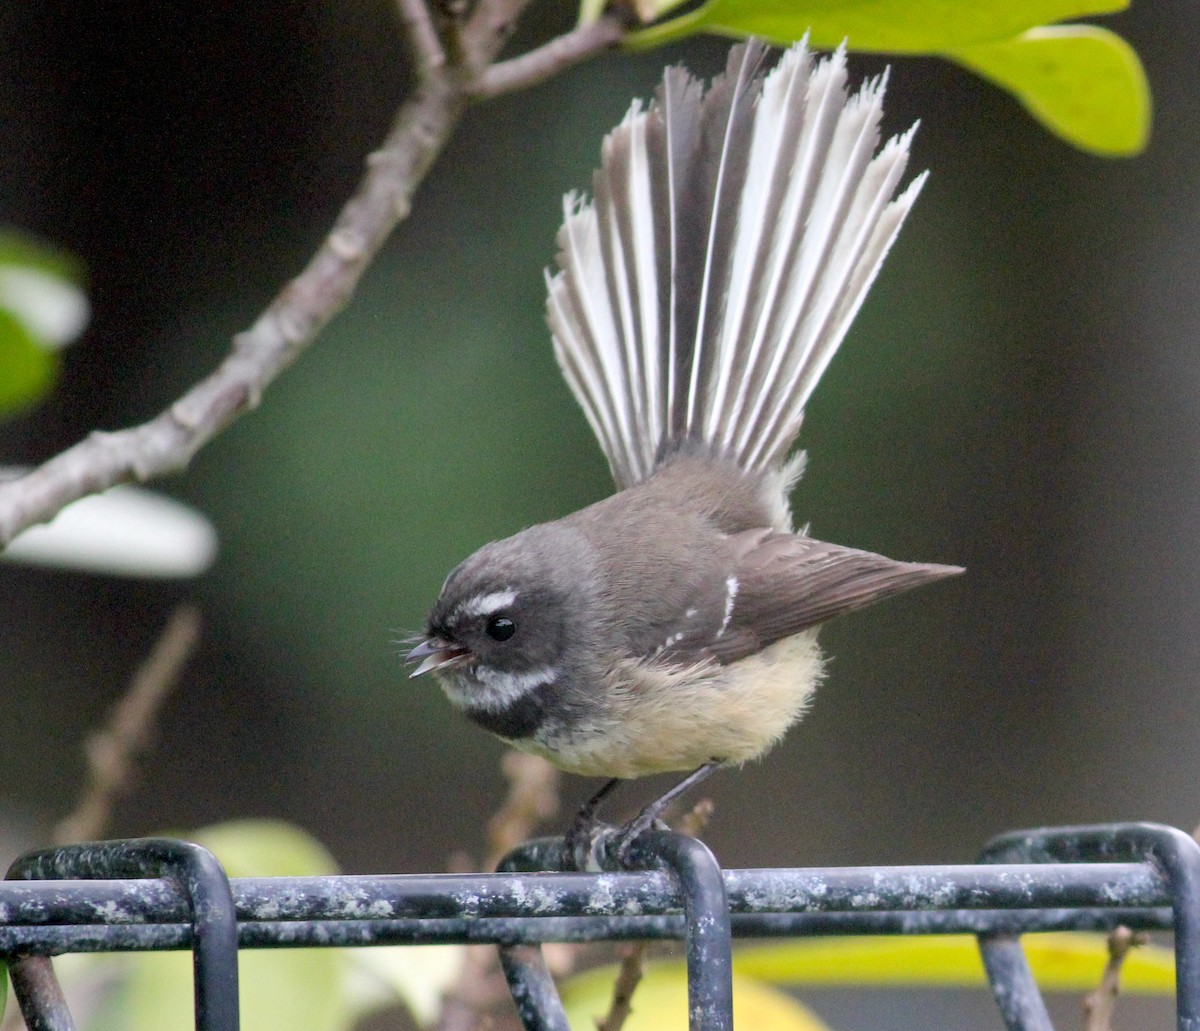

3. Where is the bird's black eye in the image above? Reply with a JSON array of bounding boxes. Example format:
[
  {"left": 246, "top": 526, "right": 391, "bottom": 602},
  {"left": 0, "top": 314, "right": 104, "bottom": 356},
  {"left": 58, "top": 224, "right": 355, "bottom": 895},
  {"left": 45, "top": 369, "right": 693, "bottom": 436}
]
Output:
[{"left": 486, "top": 615, "right": 516, "bottom": 642}]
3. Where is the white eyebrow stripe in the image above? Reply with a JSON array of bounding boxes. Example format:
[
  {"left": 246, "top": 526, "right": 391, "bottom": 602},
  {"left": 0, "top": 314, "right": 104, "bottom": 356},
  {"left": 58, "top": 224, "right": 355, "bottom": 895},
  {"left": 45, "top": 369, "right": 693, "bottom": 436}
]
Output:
[{"left": 455, "top": 589, "right": 517, "bottom": 620}]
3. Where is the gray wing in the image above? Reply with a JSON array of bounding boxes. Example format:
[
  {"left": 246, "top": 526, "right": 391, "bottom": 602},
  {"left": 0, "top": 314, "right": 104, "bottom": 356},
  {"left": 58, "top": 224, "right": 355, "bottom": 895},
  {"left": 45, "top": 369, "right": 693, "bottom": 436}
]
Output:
[{"left": 656, "top": 530, "right": 961, "bottom": 666}]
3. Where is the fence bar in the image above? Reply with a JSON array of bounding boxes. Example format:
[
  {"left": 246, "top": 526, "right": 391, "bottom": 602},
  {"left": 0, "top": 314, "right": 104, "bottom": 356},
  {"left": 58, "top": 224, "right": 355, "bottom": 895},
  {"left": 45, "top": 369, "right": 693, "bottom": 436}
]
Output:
[
  {"left": 0, "top": 823, "right": 1192, "bottom": 1031},
  {"left": 979, "top": 823, "right": 1200, "bottom": 1031},
  {"left": 9, "top": 839, "right": 240, "bottom": 1031},
  {"left": 0, "top": 862, "right": 1163, "bottom": 929},
  {"left": 7, "top": 956, "right": 76, "bottom": 1031},
  {"left": 626, "top": 831, "right": 733, "bottom": 1031},
  {"left": 977, "top": 933, "right": 1054, "bottom": 1031}
]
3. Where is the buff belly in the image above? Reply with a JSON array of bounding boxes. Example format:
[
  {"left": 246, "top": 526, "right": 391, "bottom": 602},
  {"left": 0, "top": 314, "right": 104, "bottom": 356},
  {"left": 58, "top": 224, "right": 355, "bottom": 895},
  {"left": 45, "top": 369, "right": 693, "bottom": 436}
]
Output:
[{"left": 512, "top": 630, "right": 825, "bottom": 778}]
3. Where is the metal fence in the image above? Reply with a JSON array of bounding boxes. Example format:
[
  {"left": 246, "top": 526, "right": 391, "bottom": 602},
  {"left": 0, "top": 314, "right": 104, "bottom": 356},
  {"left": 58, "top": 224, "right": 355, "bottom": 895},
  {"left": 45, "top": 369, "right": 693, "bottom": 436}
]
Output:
[{"left": 2, "top": 821, "right": 1197, "bottom": 1031}]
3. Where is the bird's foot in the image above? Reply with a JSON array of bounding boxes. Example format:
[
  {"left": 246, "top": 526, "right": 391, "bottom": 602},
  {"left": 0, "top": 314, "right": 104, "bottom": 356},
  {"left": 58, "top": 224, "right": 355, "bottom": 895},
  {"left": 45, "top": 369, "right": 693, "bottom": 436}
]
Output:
[
  {"left": 564, "top": 777, "right": 622, "bottom": 871},
  {"left": 563, "top": 762, "right": 721, "bottom": 870}
]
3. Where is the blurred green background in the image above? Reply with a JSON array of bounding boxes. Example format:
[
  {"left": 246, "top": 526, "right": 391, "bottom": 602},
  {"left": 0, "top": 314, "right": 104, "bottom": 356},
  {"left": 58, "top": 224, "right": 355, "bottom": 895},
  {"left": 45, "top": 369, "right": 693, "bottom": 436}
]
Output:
[{"left": 0, "top": 2, "right": 1195, "bottom": 879}]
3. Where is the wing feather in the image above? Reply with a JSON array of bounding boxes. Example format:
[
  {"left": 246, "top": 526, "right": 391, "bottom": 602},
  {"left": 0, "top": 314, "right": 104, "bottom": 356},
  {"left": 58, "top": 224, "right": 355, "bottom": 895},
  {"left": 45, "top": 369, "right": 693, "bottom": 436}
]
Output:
[{"left": 708, "top": 534, "right": 962, "bottom": 663}]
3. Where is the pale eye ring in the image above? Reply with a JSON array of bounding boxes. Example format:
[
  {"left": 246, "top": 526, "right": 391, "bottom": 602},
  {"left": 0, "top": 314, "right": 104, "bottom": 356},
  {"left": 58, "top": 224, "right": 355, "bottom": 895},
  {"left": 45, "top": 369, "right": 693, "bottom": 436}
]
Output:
[{"left": 486, "top": 615, "right": 516, "bottom": 642}]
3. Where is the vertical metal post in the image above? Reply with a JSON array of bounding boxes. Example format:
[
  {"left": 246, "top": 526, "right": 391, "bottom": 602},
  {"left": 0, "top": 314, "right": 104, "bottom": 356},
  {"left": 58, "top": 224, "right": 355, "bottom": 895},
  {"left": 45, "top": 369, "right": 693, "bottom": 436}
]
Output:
[
  {"left": 497, "top": 830, "right": 733, "bottom": 1031},
  {"left": 622, "top": 831, "right": 733, "bottom": 1031},
  {"left": 980, "top": 822, "right": 1200, "bottom": 1031},
  {"left": 976, "top": 933, "right": 1055, "bottom": 1031},
  {"left": 497, "top": 837, "right": 576, "bottom": 1031},
  {"left": 1137, "top": 825, "right": 1200, "bottom": 1031},
  {"left": 8, "top": 838, "right": 240, "bottom": 1031},
  {"left": 7, "top": 956, "right": 78, "bottom": 1031}
]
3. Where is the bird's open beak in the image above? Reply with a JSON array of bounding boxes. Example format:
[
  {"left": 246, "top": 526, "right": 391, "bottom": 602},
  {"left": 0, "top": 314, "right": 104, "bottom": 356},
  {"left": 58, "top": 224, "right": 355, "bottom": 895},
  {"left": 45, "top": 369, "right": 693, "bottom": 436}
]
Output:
[{"left": 407, "top": 637, "right": 472, "bottom": 678}]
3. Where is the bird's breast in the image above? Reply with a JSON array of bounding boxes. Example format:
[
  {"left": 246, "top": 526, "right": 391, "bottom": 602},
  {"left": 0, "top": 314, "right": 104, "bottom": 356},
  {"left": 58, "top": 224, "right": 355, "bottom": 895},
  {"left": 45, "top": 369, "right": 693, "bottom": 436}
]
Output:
[{"left": 509, "top": 629, "right": 825, "bottom": 778}]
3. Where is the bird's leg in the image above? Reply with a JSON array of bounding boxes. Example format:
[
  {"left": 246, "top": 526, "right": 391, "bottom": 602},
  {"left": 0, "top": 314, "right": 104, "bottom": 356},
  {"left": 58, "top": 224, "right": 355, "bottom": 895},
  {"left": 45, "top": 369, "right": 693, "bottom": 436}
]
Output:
[
  {"left": 577, "top": 776, "right": 624, "bottom": 824},
  {"left": 564, "top": 777, "right": 624, "bottom": 869},
  {"left": 565, "top": 763, "right": 721, "bottom": 869},
  {"left": 616, "top": 761, "right": 720, "bottom": 861}
]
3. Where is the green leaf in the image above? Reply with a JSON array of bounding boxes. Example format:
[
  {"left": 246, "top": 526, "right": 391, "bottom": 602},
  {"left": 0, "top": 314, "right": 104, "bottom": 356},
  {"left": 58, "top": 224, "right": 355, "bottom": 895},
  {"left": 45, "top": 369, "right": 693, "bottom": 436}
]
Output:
[
  {"left": 0, "top": 960, "right": 6, "bottom": 1021},
  {"left": 339, "top": 945, "right": 466, "bottom": 1027},
  {"left": 949, "top": 25, "right": 1150, "bottom": 155},
  {"left": 0, "top": 230, "right": 87, "bottom": 419},
  {"left": 0, "top": 231, "right": 85, "bottom": 285},
  {"left": 732, "top": 933, "right": 1176, "bottom": 991},
  {"left": 0, "top": 308, "right": 59, "bottom": 419},
  {"left": 629, "top": 0, "right": 1127, "bottom": 53},
  {"left": 622, "top": 0, "right": 1148, "bottom": 156},
  {"left": 0, "top": 231, "right": 89, "bottom": 350},
  {"left": 3, "top": 484, "right": 217, "bottom": 578},
  {"left": 122, "top": 948, "right": 346, "bottom": 1031},
  {"left": 189, "top": 819, "right": 340, "bottom": 877}
]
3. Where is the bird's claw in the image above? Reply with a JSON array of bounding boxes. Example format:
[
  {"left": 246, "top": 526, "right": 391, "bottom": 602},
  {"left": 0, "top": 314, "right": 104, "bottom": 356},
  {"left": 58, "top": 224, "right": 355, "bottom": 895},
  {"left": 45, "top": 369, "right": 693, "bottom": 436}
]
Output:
[
  {"left": 564, "top": 808, "right": 670, "bottom": 871},
  {"left": 564, "top": 811, "right": 616, "bottom": 871}
]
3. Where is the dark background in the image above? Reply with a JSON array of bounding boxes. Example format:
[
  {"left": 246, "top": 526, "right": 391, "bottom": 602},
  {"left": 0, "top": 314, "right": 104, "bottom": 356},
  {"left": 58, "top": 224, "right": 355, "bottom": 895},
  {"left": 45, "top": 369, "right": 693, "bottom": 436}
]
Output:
[{"left": 0, "top": 2, "right": 1195, "bottom": 888}]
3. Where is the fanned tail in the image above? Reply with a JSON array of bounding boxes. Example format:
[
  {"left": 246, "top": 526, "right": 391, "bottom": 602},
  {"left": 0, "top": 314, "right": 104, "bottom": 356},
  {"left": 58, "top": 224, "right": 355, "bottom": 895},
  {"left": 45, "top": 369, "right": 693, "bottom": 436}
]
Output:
[{"left": 546, "top": 39, "right": 925, "bottom": 490}]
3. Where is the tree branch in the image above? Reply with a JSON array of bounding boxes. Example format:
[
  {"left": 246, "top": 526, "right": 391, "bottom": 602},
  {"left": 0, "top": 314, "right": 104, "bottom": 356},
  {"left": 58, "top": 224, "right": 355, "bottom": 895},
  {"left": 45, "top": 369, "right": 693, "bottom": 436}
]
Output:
[
  {"left": 0, "top": 58, "right": 467, "bottom": 544},
  {"left": 597, "top": 943, "right": 647, "bottom": 1031},
  {"left": 473, "top": 15, "right": 626, "bottom": 98},
  {"left": 460, "top": 0, "right": 531, "bottom": 73},
  {"left": 1083, "top": 925, "right": 1146, "bottom": 1031},
  {"left": 0, "top": 0, "right": 625, "bottom": 548},
  {"left": 396, "top": 0, "right": 447, "bottom": 75},
  {"left": 55, "top": 605, "right": 202, "bottom": 845},
  {"left": 435, "top": 752, "right": 561, "bottom": 1031}
]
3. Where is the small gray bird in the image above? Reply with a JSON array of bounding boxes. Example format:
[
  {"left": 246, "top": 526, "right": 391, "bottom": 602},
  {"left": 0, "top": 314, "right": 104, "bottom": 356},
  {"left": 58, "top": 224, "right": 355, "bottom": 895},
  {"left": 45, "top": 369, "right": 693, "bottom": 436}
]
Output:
[{"left": 408, "top": 40, "right": 961, "bottom": 823}]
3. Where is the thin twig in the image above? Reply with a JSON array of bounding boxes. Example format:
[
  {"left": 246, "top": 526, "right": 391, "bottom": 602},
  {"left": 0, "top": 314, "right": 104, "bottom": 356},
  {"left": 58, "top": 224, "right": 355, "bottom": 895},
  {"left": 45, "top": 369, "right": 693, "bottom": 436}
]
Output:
[
  {"left": 1083, "top": 925, "right": 1147, "bottom": 1031},
  {"left": 466, "top": 0, "right": 534, "bottom": 48},
  {"left": 396, "top": 0, "right": 447, "bottom": 74},
  {"left": 54, "top": 605, "right": 202, "bottom": 845},
  {"left": 485, "top": 751, "right": 561, "bottom": 867},
  {"left": 0, "top": 0, "right": 616, "bottom": 549},
  {"left": 2, "top": 607, "right": 203, "bottom": 1031},
  {"left": 437, "top": 753, "right": 561, "bottom": 1031},
  {"left": 473, "top": 15, "right": 627, "bottom": 98},
  {"left": 673, "top": 797, "right": 715, "bottom": 839},
  {"left": 457, "top": 0, "right": 533, "bottom": 76},
  {"left": 0, "top": 54, "right": 468, "bottom": 546},
  {"left": 596, "top": 943, "right": 647, "bottom": 1031}
]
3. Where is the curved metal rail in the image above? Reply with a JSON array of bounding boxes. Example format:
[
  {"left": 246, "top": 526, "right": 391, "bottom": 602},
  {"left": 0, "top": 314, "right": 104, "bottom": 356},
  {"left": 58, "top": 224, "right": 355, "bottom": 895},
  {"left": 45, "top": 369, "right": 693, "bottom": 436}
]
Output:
[{"left": 0, "top": 822, "right": 1192, "bottom": 1031}]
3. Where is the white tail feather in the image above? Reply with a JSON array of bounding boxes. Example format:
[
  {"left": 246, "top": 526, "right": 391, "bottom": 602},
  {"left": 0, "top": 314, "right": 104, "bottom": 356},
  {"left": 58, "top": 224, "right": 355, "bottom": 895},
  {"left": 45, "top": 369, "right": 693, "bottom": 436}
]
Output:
[{"left": 546, "top": 40, "right": 924, "bottom": 490}]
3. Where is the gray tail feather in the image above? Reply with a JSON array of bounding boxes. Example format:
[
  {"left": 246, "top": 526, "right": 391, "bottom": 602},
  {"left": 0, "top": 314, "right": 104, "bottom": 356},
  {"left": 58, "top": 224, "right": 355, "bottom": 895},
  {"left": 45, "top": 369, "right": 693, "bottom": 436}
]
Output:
[{"left": 546, "top": 39, "right": 925, "bottom": 490}]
